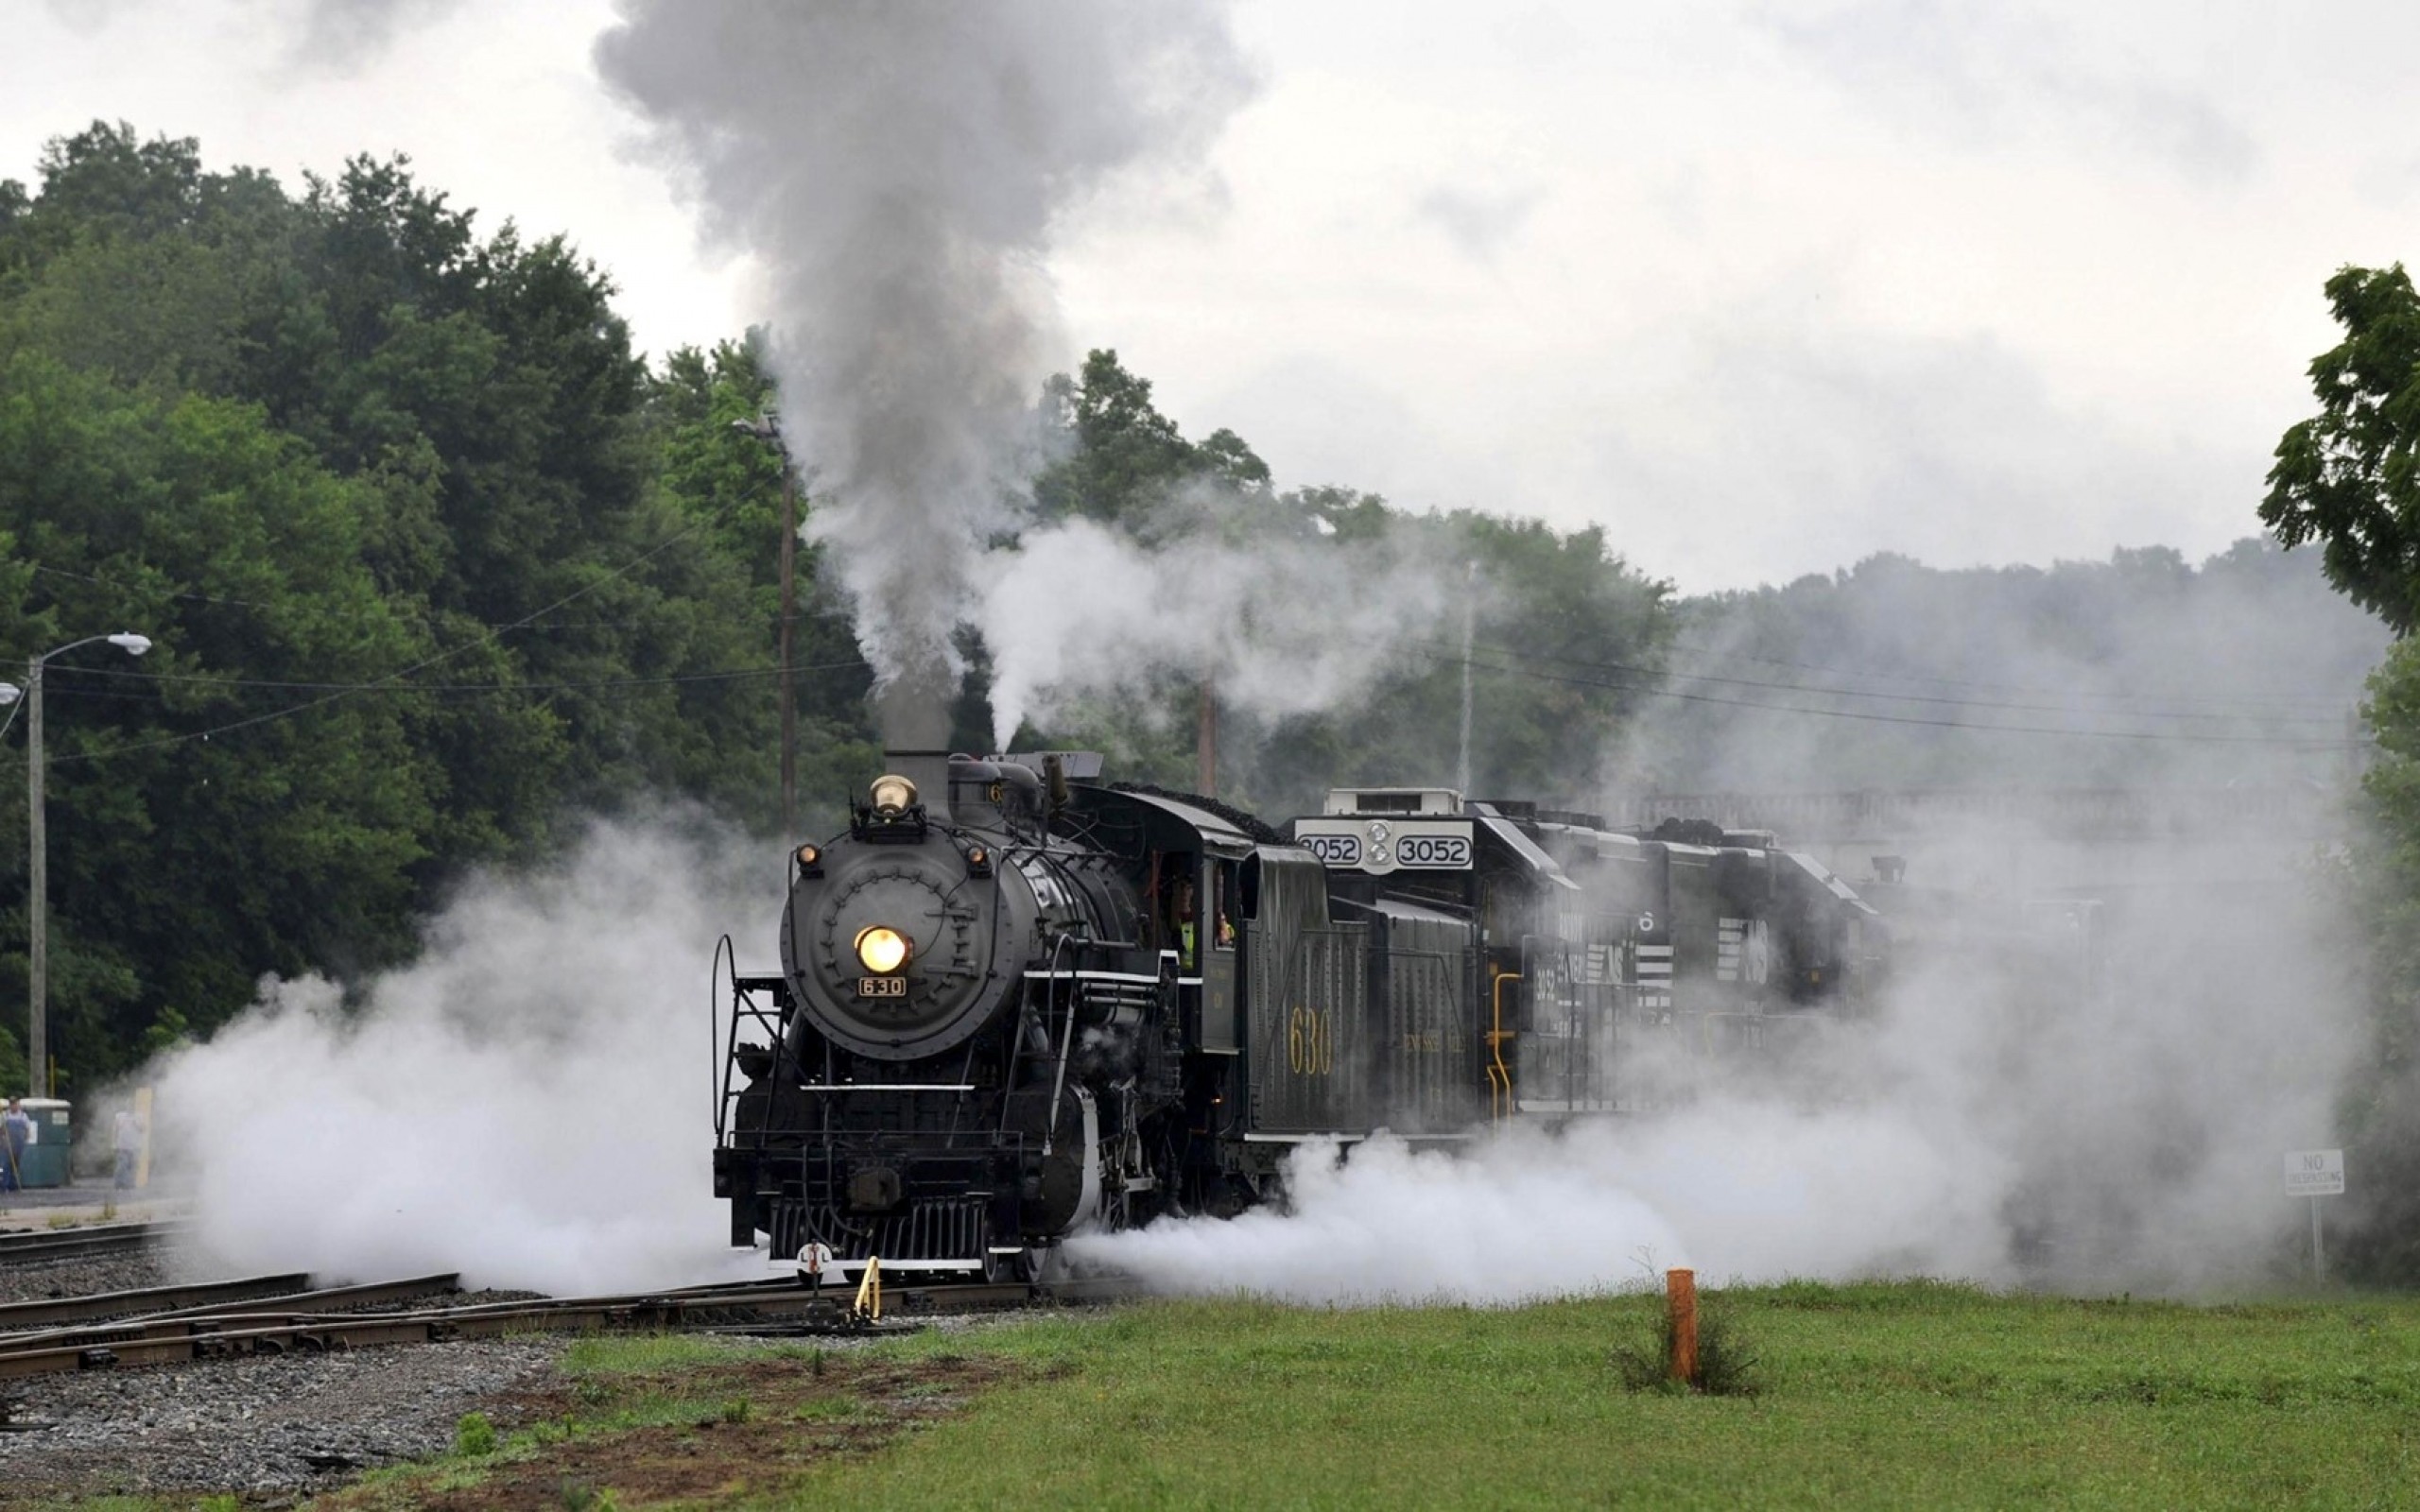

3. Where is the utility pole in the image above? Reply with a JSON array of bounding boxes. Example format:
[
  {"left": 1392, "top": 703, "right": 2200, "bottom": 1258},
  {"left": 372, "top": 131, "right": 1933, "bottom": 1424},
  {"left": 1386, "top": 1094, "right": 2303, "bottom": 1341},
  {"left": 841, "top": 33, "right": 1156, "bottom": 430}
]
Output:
[
  {"left": 26, "top": 655, "right": 43, "bottom": 1098},
  {"left": 1457, "top": 559, "right": 1478, "bottom": 797},
  {"left": 735, "top": 415, "right": 800, "bottom": 845},
  {"left": 778, "top": 467, "right": 798, "bottom": 845},
  {"left": 1196, "top": 673, "right": 1216, "bottom": 798}
]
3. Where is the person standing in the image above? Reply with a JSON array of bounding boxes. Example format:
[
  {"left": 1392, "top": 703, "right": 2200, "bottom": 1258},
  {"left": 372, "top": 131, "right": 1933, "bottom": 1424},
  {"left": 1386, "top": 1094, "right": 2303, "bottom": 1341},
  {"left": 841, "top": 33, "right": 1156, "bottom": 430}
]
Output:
[
  {"left": 0, "top": 1100, "right": 29, "bottom": 1194},
  {"left": 111, "top": 1107, "right": 141, "bottom": 1191}
]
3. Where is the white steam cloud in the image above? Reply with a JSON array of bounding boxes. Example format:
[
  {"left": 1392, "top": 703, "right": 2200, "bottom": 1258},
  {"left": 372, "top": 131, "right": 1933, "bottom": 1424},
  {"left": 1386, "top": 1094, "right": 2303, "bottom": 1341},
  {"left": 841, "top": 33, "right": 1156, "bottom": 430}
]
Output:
[
  {"left": 1073, "top": 1109, "right": 2010, "bottom": 1304},
  {"left": 146, "top": 821, "right": 759, "bottom": 1295},
  {"left": 978, "top": 513, "right": 1450, "bottom": 752},
  {"left": 1073, "top": 828, "right": 2360, "bottom": 1304},
  {"left": 596, "top": 1, "right": 1257, "bottom": 743}
]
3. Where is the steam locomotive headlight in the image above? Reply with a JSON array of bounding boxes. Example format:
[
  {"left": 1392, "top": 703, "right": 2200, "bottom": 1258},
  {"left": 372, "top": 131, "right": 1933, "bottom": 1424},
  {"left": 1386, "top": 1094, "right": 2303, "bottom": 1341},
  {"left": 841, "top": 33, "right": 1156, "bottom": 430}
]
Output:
[{"left": 855, "top": 925, "right": 910, "bottom": 975}]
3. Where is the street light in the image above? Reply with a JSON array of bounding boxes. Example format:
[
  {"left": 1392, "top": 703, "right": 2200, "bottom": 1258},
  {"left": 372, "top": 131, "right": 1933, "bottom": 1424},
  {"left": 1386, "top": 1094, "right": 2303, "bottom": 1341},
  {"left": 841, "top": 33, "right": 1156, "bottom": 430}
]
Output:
[{"left": 25, "top": 632, "right": 150, "bottom": 1096}]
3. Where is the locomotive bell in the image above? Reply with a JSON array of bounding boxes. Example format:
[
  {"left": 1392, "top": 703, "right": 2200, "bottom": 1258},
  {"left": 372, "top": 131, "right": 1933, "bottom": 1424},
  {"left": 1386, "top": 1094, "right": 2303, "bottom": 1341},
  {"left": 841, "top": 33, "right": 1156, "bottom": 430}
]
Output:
[{"left": 869, "top": 774, "right": 918, "bottom": 814}]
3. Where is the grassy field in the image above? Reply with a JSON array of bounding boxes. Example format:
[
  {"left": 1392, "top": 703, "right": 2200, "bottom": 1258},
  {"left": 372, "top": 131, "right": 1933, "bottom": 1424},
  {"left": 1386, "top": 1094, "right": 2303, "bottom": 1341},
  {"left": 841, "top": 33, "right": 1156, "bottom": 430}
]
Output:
[{"left": 319, "top": 1281, "right": 2420, "bottom": 1510}]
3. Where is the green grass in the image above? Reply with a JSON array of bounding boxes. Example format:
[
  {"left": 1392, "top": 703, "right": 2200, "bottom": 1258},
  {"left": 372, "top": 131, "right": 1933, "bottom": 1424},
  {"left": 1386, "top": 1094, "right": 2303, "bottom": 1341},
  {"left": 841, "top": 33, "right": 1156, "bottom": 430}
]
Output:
[
  {"left": 299, "top": 1284, "right": 2420, "bottom": 1510},
  {"left": 759, "top": 1283, "right": 2420, "bottom": 1511}
]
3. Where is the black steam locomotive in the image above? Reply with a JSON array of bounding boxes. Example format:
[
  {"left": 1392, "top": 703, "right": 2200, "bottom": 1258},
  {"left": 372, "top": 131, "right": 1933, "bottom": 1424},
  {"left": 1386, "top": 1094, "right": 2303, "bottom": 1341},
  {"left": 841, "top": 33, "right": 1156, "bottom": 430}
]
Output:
[{"left": 711, "top": 751, "right": 1883, "bottom": 1273}]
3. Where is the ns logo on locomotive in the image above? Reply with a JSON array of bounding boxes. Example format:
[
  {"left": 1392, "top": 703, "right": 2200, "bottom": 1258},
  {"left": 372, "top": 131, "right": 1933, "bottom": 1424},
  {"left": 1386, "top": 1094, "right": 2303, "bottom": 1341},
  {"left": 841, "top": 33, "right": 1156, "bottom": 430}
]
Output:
[{"left": 711, "top": 751, "right": 1887, "bottom": 1278}]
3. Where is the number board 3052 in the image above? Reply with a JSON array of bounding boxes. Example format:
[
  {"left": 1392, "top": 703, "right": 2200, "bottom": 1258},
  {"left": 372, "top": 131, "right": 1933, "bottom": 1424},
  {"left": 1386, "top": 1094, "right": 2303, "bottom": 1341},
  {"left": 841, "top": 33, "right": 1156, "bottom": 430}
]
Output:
[
  {"left": 1302, "top": 833, "right": 1362, "bottom": 866},
  {"left": 1394, "top": 833, "right": 1472, "bottom": 868}
]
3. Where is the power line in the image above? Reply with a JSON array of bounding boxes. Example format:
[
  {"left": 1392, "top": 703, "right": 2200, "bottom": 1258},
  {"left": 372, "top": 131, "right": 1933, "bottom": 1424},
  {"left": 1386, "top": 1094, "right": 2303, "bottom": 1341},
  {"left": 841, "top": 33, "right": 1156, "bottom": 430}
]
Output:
[
  {"left": 49, "top": 660, "right": 867, "bottom": 694},
  {"left": 1449, "top": 640, "right": 2353, "bottom": 729},
  {"left": 51, "top": 516, "right": 724, "bottom": 765},
  {"left": 1662, "top": 637, "right": 2356, "bottom": 713},
  {"left": 1436, "top": 651, "right": 2372, "bottom": 747},
  {"left": 26, "top": 562, "right": 276, "bottom": 610}
]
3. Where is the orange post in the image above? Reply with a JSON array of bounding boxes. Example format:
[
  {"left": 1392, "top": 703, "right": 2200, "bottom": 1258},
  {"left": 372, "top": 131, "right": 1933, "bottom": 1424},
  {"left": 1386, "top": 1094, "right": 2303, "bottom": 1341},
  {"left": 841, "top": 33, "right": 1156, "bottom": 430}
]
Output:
[{"left": 1667, "top": 1268, "right": 1698, "bottom": 1385}]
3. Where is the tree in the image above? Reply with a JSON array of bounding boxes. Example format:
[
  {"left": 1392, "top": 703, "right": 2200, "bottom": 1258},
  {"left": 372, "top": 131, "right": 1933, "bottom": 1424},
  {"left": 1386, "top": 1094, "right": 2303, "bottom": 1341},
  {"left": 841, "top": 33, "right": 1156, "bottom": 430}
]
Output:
[
  {"left": 1016, "top": 350, "right": 1671, "bottom": 816},
  {"left": 2261, "top": 264, "right": 2420, "bottom": 632},
  {"left": 0, "top": 347, "right": 442, "bottom": 1074},
  {"left": 0, "top": 124, "right": 815, "bottom": 1080}
]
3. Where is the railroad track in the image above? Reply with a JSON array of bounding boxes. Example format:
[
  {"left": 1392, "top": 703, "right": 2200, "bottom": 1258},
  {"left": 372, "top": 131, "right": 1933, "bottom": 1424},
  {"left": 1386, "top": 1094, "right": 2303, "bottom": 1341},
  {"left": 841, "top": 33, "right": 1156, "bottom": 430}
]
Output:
[
  {"left": 0, "top": 1271, "right": 1131, "bottom": 1379},
  {"left": 0, "top": 1271, "right": 464, "bottom": 1341},
  {"left": 0, "top": 1222, "right": 181, "bottom": 1264}
]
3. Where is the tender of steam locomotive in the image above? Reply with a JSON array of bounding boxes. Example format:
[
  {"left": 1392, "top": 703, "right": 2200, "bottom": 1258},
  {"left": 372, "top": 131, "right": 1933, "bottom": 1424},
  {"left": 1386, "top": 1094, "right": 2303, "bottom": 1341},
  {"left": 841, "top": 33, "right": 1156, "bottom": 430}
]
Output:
[
  {"left": 712, "top": 750, "right": 1358, "bottom": 1274},
  {"left": 1292, "top": 789, "right": 1887, "bottom": 1122}
]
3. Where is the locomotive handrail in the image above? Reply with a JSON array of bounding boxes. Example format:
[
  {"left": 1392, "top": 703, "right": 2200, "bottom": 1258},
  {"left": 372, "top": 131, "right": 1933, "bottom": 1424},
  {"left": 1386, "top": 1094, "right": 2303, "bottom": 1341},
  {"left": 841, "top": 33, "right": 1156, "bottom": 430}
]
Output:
[
  {"left": 1486, "top": 969, "right": 1522, "bottom": 1122},
  {"left": 1040, "top": 931, "right": 1080, "bottom": 1157},
  {"left": 712, "top": 935, "right": 735, "bottom": 1143}
]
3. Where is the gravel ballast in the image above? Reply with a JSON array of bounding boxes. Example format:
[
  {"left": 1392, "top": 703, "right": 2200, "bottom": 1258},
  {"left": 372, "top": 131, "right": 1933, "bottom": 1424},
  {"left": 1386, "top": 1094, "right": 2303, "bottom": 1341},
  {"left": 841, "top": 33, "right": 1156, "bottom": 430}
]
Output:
[
  {"left": 0, "top": 1334, "right": 570, "bottom": 1496},
  {"left": 0, "top": 1242, "right": 569, "bottom": 1498},
  {"left": 0, "top": 1250, "right": 173, "bottom": 1305}
]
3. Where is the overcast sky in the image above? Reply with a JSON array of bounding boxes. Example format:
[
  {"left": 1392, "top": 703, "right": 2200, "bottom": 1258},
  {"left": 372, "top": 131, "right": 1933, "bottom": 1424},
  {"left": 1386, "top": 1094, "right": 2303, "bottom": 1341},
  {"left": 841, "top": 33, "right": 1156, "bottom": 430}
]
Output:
[{"left": 7, "top": 1, "right": 2415, "bottom": 593}]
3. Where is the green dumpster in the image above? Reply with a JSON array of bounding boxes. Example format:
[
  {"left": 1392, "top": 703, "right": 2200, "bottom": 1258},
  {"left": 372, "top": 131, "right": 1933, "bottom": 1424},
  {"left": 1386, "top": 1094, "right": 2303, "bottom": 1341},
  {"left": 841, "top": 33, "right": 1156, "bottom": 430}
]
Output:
[{"left": 15, "top": 1098, "right": 70, "bottom": 1188}]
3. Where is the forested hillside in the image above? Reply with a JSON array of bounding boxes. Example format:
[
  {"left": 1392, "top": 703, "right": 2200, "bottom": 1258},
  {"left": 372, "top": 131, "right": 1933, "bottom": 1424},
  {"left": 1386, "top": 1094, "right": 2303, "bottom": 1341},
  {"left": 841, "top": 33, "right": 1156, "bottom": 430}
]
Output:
[
  {"left": 1640, "top": 542, "right": 2383, "bottom": 794},
  {"left": 0, "top": 124, "right": 1673, "bottom": 1088},
  {"left": 0, "top": 124, "right": 831, "bottom": 1086}
]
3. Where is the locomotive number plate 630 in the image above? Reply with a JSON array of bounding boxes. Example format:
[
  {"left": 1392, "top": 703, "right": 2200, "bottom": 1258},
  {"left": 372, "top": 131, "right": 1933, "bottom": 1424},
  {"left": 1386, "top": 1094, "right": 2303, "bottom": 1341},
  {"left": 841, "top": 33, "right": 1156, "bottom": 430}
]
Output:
[{"left": 856, "top": 976, "right": 908, "bottom": 998}]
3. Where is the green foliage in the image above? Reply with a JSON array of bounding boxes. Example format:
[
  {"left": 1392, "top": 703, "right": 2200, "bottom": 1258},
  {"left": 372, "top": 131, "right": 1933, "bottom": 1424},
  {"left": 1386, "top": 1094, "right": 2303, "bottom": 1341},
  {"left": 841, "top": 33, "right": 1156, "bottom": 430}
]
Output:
[
  {"left": 2329, "top": 638, "right": 2420, "bottom": 1283},
  {"left": 2262, "top": 264, "right": 2420, "bottom": 633},
  {"left": 558, "top": 1482, "right": 620, "bottom": 1512},
  {"left": 0, "top": 123, "right": 832, "bottom": 1077},
  {"left": 2265, "top": 265, "right": 2420, "bottom": 1281},
  {"left": 1610, "top": 1306, "right": 1762, "bottom": 1397},
  {"left": 454, "top": 1409, "right": 499, "bottom": 1456}
]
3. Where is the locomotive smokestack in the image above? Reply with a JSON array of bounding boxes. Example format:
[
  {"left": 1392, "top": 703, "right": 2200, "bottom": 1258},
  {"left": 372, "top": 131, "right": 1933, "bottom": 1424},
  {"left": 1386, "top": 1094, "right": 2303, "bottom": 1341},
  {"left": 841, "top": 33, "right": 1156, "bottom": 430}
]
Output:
[{"left": 1044, "top": 752, "right": 1070, "bottom": 823}]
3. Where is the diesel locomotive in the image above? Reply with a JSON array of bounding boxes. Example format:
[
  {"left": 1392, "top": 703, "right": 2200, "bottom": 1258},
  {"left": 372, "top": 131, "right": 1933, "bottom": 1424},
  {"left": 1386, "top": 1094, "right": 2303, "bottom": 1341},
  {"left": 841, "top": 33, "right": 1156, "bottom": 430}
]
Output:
[{"left": 711, "top": 751, "right": 1884, "bottom": 1272}]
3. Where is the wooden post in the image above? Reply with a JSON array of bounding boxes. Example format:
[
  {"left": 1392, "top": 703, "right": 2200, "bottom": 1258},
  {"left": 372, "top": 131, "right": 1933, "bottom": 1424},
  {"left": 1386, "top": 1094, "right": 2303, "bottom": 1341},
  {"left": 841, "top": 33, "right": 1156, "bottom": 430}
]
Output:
[{"left": 1667, "top": 1267, "right": 1698, "bottom": 1385}]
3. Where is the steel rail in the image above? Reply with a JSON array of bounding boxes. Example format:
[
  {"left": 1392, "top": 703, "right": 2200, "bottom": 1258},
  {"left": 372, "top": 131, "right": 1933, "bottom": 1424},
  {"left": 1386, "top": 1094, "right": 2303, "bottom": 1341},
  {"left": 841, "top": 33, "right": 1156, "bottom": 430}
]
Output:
[
  {"left": 0, "top": 1273, "right": 1133, "bottom": 1379},
  {"left": 0, "top": 1274, "right": 463, "bottom": 1350},
  {"left": 0, "top": 1272, "right": 308, "bottom": 1333},
  {"left": 0, "top": 1221, "right": 181, "bottom": 1263}
]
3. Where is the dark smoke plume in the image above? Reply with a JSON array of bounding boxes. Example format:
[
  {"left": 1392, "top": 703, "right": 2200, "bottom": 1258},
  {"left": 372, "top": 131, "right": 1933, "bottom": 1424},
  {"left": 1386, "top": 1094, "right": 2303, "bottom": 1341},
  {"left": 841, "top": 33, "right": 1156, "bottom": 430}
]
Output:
[{"left": 596, "top": 1, "right": 1256, "bottom": 744}]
